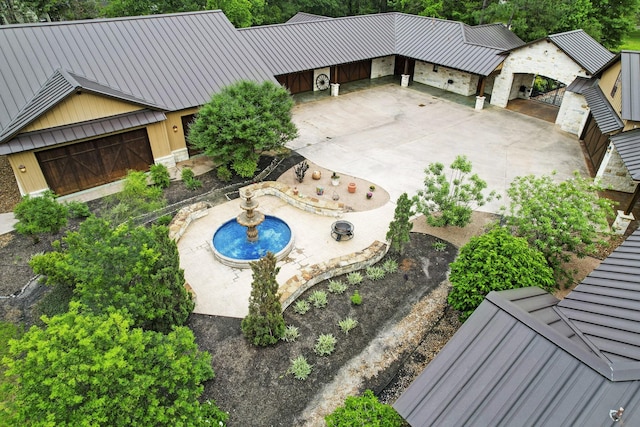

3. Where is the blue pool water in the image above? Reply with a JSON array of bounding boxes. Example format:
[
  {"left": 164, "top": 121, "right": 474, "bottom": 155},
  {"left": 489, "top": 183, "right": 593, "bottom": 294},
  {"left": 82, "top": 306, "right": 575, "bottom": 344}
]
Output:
[{"left": 212, "top": 216, "right": 292, "bottom": 261}]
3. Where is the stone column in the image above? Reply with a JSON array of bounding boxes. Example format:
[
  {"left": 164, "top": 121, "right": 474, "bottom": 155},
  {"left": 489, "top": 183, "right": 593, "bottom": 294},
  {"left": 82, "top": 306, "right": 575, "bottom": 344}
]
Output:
[
  {"left": 330, "top": 83, "right": 340, "bottom": 97},
  {"left": 401, "top": 74, "right": 410, "bottom": 87},
  {"left": 475, "top": 96, "right": 486, "bottom": 110},
  {"left": 612, "top": 210, "right": 635, "bottom": 235}
]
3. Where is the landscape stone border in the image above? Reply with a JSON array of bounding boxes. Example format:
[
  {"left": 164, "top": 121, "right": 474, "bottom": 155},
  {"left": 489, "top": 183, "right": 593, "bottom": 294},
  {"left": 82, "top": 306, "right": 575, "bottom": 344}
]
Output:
[{"left": 241, "top": 181, "right": 345, "bottom": 217}]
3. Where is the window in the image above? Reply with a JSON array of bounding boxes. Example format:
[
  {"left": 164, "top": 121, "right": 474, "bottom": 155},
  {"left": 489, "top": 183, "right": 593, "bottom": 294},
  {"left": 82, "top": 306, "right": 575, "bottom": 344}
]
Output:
[
  {"left": 611, "top": 71, "right": 622, "bottom": 98},
  {"left": 433, "top": 64, "right": 439, "bottom": 72}
]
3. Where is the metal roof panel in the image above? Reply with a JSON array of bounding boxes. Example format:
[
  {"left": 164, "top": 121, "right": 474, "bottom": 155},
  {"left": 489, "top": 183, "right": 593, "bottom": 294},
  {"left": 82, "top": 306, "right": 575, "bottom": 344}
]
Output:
[
  {"left": 583, "top": 84, "right": 624, "bottom": 134},
  {"left": 621, "top": 51, "right": 640, "bottom": 122}
]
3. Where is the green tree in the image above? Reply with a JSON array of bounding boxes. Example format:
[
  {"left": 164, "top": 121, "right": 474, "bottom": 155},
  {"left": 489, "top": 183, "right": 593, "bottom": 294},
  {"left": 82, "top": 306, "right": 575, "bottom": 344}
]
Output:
[
  {"left": 188, "top": 80, "right": 298, "bottom": 178},
  {"left": 103, "top": 169, "right": 165, "bottom": 224},
  {"left": 414, "top": 155, "right": 497, "bottom": 227},
  {"left": 206, "top": 0, "right": 264, "bottom": 27},
  {"left": 448, "top": 226, "right": 555, "bottom": 321},
  {"left": 1, "top": 304, "right": 227, "bottom": 426},
  {"left": 13, "top": 190, "right": 68, "bottom": 241},
  {"left": 100, "top": 0, "right": 205, "bottom": 17},
  {"left": 29, "top": 216, "right": 194, "bottom": 333},
  {"left": 241, "top": 252, "right": 286, "bottom": 346},
  {"left": 590, "top": 0, "right": 640, "bottom": 49},
  {"left": 502, "top": 172, "right": 614, "bottom": 287},
  {"left": 24, "top": 0, "right": 99, "bottom": 20},
  {"left": 386, "top": 192, "right": 414, "bottom": 255},
  {"left": 325, "top": 389, "right": 405, "bottom": 427}
]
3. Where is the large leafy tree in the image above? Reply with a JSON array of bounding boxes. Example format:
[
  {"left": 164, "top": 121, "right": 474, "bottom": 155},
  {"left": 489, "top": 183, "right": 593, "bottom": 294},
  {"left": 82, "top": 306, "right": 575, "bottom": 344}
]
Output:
[
  {"left": 29, "top": 216, "right": 194, "bottom": 333},
  {"left": 241, "top": 252, "right": 286, "bottom": 346},
  {"left": 590, "top": 0, "right": 640, "bottom": 49},
  {"left": 24, "top": 0, "right": 99, "bottom": 20},
  {"left": 100, "top": 0, "right": 205, "bottom": 17},
  {"left": 1, "top": 305, "right": 227, "bottom": 426},
  {"left": 206, "top": 0, "right": 264, "bottom": 27},
  {"left": 188, "top": 80, "right": 298, "bottom": 178},
  {"left": 501, "top": 172, "right": 614, "bottom": 287},
  {"left": 448, "top": 226, "right": 555, "bottom": 321}
]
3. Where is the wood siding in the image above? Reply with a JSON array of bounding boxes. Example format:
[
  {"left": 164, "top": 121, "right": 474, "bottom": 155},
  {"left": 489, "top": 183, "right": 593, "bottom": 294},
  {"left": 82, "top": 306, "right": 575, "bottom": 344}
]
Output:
[
  {"left": 167, "top": 108, "right": 199, "bottom": 153},
  {"left": 600, "top": 62, "right": 623, "bottom": 114},
  {"left": 8, "top": 152, "right": 48, "bottom": 195},
  {"left": 581, "top": 113, "right": 610, "bottom": 173},
  {"left": 337, "top": 60, "right": 371, "bottom": 83},
  {"left": 35, "top": 128, "right": 153, "bottom": 195},
  {"left": 22, "top": 93, "right": 143, "bottom": 133},
  {"left": 276, "top": 70, "right": 314, "bottom": 94}
]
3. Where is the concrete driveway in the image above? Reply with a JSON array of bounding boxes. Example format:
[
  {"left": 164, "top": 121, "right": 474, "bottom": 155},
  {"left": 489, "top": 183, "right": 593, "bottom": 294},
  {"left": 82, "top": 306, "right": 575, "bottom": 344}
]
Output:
[{"left": 289, "top": 83, "right": 588, "bottom": 213}]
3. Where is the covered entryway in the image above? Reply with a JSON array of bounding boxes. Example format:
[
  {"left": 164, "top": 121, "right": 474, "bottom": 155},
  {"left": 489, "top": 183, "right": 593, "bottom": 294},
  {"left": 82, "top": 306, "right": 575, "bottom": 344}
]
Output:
[
  {"left": 580, "top": 113, "right": 610, "bottom": 173},
  {"left": 276, "top": 70, "right": 314, "bottom": 94},
  {"left": 505, "top": 74, "right": 564, "bottom": 122},
  {"left": 181, "top": 114, "right": 203, "bottom": 157},
  {"left": 394, "top": 56, "right": 415, "bottom": 82},
  {"left": 36, "top": 128, "right": 153, "bottom": 195}
]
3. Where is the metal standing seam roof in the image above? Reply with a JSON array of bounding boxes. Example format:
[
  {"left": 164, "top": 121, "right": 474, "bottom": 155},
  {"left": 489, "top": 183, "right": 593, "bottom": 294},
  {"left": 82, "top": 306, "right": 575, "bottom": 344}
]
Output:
[
  {"left": 566, "top": 76, "right": 594, "bottom": 94},
  {"left": 583, "top": 84, "right": 624, "bottom": 134},
  {"left": 0, "top": 11, "right": 276, "bottom": 144},
  {"left": 285, "top": 12, "right": 332, "bottom": 23},
  {"left": 240, "top": 12, "right": 522, "bottom": 78},
  {"left": 463, "top": 23, "right": 526, "bottom": 50},
  {"left": 621, "top": 51, "right": 640, "bottom": 122},
  {"left": 0, "top": 109, "right": 166, "bottom": 155},
  {"left": 548, "top": 30, "right": 615, "bottom": 75},
  {"left": 394, "top": 228, "right": 640, "bottom": 426},
  {"left": 610, "top": 129, "right": 640, "bottom": 181}
]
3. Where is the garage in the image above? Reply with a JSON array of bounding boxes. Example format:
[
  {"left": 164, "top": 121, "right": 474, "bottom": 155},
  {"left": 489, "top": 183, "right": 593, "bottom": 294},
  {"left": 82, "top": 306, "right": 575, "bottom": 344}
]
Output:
[
  {"left": 581, "top": 113, "right": 610, "bottom": 173},
  {"left": 36, "top": 128, "right": 154, "bottom": 196},
  {"left": 276, "top": 70, "right": 314, "bottom": 94},
  {"left": 337, "top": 60, "right": 371, "bottom": 84}
]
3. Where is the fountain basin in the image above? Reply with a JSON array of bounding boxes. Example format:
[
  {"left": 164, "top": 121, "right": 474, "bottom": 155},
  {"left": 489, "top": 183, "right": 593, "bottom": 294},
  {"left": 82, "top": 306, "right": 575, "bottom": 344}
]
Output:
[{"left": 212, "top": 215, "right": 294, "bottom": 268}]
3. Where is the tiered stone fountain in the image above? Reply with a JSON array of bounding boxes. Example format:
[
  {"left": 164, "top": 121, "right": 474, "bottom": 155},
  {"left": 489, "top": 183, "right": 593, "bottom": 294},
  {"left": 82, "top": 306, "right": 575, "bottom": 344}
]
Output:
[{"left": 211, "top": 189, "right": 294, "bottom": 268}]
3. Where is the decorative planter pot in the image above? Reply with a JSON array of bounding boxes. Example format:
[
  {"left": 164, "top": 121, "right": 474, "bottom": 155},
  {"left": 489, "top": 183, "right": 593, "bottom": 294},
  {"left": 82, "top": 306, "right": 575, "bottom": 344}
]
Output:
[
  {"left": 331, "top": 178, "right": 340, "bottom": 186},
  {"left": 348, "top": 182, "right": 356, "bottom": 193},
  {"left": 366, "top": 192, "right": 373, "bottom": 199},
  {"left": 316, "top": 186, "right": 324, "bottom": 196},
  {"left": 312, "top": 170, "right": 322, "bottom": 180},
  {"left": 292, "top": 187, "right": 299, "bottom": 196}
]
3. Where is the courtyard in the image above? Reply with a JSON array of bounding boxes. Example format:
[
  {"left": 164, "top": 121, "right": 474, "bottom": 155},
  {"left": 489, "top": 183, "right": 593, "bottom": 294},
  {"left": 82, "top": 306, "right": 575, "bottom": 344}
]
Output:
[{"left": 178, "top": 82, "right": 590, "bottom": 318}]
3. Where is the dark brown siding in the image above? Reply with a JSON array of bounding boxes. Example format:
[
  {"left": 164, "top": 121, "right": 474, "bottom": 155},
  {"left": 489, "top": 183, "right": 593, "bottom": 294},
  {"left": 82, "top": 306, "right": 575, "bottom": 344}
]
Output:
[
  {"left": 337, "top": 60, "right": 371, "bottom": 83},
  {"left": 276, "top": 70, "right": 314, "bottom": 94},
  {"left": 36, "top": 128, "right": 153, "bottom": 195},
  {"left": 181, "top": 114, "right": 202, "bottom": 157},
  {"left": 581, "top": 113, "right": 610, "bottom": 174}
]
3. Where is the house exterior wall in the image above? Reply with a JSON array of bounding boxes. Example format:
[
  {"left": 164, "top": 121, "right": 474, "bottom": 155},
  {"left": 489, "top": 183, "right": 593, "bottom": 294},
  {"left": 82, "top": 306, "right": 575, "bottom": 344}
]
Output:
[
  {"left": 146, "top": 122, "right": 174, "bottom": 168},
  {"left": 597, "top": 142, "right": 637, "bottom": 193},
  {"left": 414, "top": 61, "right": 478, "bottom": 96},
  {"left": 314, "top": 67, "right": 330, "bottom": 92},
  {"left": 556, "top": 91, "right": 588, "bottom": 135},
  {"left": 491, "top": 40, "right": 589, "bottom": 108},
  {"left": 166, "top": 108, "right": 199, "bottom": 161},
  {"left": 7, "top": 151, "right": 48, "bottom": 195},
  {"left": 600, "top": 62, "right": 623, "bottom": 113},
  {"left": 624, "top": 120, "right": 640, "bottom": 131},
  {"left": 371, "top": 56, "right": 395, "bottom": 78},
  {"left": 22, "top": 93, "right": 142, "bottom": 132}
]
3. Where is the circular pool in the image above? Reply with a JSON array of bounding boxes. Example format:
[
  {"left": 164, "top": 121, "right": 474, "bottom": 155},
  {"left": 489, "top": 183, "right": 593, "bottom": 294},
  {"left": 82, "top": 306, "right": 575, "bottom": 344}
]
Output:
[{"left": 212, "top": 215, "right": 294, "bottom": 268}]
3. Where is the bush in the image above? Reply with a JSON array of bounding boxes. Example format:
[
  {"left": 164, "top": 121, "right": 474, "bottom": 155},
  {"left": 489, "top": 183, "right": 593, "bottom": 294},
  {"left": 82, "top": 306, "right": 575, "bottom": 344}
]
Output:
[
  {"left": 386, "top": 193, "right": 414, "bottom": 255},
  {"left": 314, "top": 333, "right": 337, "bottom": 356},
  {"left": 502, "top": 172, "right": 614, "bottom": 286},
  {"left": 307, "top": 290, "right": 328, "bottom": 308},
  {"left": 216, "top": 165, "right": 233, "bottom": 182},
  {"left": 281, "top": 325, "right": 300, "bottom": 343},
  {"left": 241, "top": 252, "right": 286, "bottom": 346},
  {"left": 156, "top": 214, "right": 173, "bottom": 226},
  {"left": 64, "top": 200, "right": 91, "bottom": 219},
  {"left": 288, "top": 355, "right": 312, "bottom": 380},
  {"left": 366, "top": 266, "right": 386, "bottom": 281},
  {"left": 293, "top": 300, "right": 311, "bottom": 315},
  {"left": 13, "top": 190, "right": 68, "bottom": 239},
  {"left": 414, "top": 155, "right": 498, "bottom": 227},
  {"left": 346, "top": 272, "right": 363, "bottom": 286},
  {"left": 325, "top": 390, "right": 405, "bottom": 427},
  {"left": 181, "top": 167, "right": 203, "bottom": 190},
  {"left": 351, "top": 290, "right": 362, "bottom": 306},
  {"left": 448, "top": 226, "right": 555, "bottom": 321},
  {"left": 382, "top": 258, "right": 398, "bottom": 273},
  {"left": 150, "top": 163, "right": 170, "bottom": 188},
  {"left": 432, "top": 240, "right": 447, "bottom": 252},
  {"left": 104, "top": 170, "right": 165, "bottom": 223},
  {"left": 328, "top": 279, "right": 348, "bottom": 294},
  {"left": 338, "top": 317, "right": 359, "bottom": 335}
]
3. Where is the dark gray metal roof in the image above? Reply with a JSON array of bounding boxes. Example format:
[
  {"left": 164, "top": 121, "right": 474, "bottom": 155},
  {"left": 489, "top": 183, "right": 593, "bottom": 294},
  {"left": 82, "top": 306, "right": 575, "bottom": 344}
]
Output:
[
  {"left": 583, "top": 84, "right": 624, "bottom": 134},
  {"left": 548, "top": 30, "right": 614, "bottom": 75},
  {"left": 621, "top": 51, "right": 640, "bottom": 122},
  {"left": 0, "top": 109, "right": 166, "bottom": 155},
  {"left": 566, "top": 76, "right": 593, "bottom": 94},
  {"left": 0, "top": 11, "right": 276, "bottom": 144},
  {"left": 240, "top": 13, "right": 521, "bottom": 78},
  {"left": 610, "top": 129, "right": 640, "bottom": 181},
  {"left": 463, "top": 23, "right": 526, "bottom": 50},
  {"left": 395, "top": 229, "right": 640, "bottom": 426},
  {"left": 285, "top": 12, "right": 331, "bottom": 23},
  {"left": 239, "top": 14, "right": 397, "bottom": 76}
]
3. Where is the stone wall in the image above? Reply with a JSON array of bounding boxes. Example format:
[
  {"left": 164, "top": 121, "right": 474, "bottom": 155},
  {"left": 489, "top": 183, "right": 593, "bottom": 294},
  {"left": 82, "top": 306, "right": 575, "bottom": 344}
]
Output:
[
  {"left": 279, "top": 240, "right": 388, "bottom": 309},
  {"left": 414, "top": 61, "right": 478, "bottom": 96},
  {"left": 556, "top": 91, "right": 588, "bottom": 135},
  {"left": 314, "top": 67, "right": 331, "bottom": 92},
  {"left": 371, "top": 56, "right": 395, "bottom": 78},
  {"left": 491, "top": 40, "right": 589, "bottom": 108},
  {"left": 168, "top": 201, "right": 211, "bottom": 243},
  {"left": 597, "top": 143, "right": 637, "bottom": 193},
  {"left": 242, "top": 181, "right": 345, "bottom": 217}
]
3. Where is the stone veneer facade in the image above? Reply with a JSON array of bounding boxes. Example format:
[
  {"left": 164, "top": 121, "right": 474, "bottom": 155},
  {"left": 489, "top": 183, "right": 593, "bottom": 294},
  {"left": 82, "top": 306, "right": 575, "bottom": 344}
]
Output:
[
  {"left": 371, "top": 56, "right": 395, "bottom": 79},
  {"left": 413, "top": 61, "right": 479, "bottom": 96},
  {"left": 597, "top": 143, "right": 637, "bottom": 193},
  {"left": 556, "top": 91, "right": 589, "bottom": 136}
]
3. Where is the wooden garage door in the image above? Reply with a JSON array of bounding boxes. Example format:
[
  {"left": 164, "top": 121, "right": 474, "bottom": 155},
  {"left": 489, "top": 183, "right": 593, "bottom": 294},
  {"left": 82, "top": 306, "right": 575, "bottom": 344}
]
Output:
[
  {"left": 337, "top": 60, "right": 371, "bottom": 84},
  {"left": 276, "top": 71, "right": 314, "bottom": 94},
  {"left": 36, "top": 128, "right": 154, "bottom": 196},
  {"left": 581, "top": 113, "right": 610, "bottom": 174}
]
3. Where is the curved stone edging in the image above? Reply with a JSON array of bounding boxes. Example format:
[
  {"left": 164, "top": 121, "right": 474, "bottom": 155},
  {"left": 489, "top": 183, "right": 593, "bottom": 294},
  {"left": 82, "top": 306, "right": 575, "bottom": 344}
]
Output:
[
  {"left": 279, "top": 240, "right": 388, "bottom": 311},
  {"left": 168, "top": 201, "right": 211, "bottom": 243},
  {"left": 242, "top": 181, "right": 344, "bottom": 217}
]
